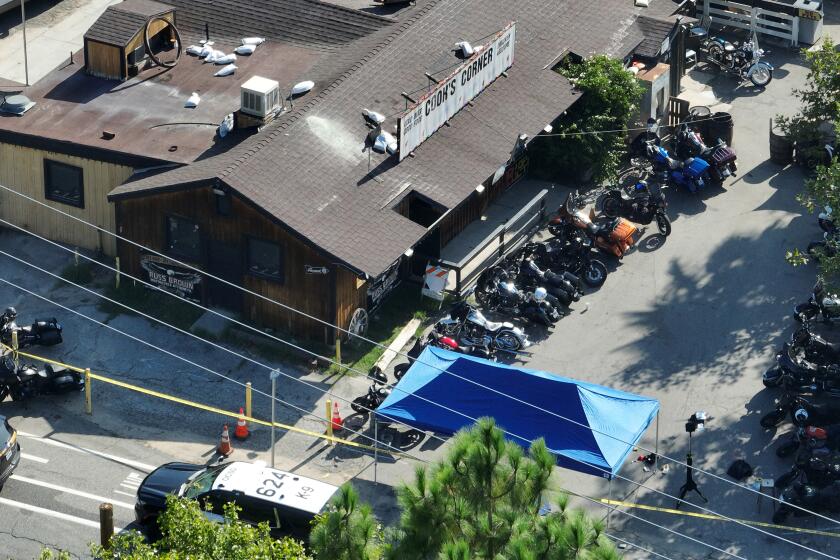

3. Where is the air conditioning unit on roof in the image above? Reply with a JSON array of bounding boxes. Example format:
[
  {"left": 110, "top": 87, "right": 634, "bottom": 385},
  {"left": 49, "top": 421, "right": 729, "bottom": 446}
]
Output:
[{"left": 240, "top": 76, "right": 280, "bottom": 118}]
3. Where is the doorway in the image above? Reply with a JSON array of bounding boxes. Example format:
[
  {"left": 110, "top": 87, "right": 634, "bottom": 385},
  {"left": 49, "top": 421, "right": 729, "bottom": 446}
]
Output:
[{"left": 206, "top": 240, "right": 243, "bottom": 312}]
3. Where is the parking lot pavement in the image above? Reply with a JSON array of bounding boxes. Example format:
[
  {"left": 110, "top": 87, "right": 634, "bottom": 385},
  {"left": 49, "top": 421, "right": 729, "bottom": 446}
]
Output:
[{"left": 0, "top": 412, "right": 180, "bottom": 559}]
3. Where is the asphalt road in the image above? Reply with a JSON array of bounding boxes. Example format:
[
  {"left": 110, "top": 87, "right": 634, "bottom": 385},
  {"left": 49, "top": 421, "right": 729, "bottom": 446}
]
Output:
[{"left": 0, "top": 410, "right": 179, "bottom": 559}]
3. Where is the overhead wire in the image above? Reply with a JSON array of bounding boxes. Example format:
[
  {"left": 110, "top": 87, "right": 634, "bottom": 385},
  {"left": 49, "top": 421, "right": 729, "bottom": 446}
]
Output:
[
  {"left": 0, "top": 276, "right": 750, "bottom": 560},
  {"left": 0, "top": 274, "right": 429, "bottom": 465},
  {"left": 0, "top": 182, "right": 835, "bottom": 527},
  {"left": 1, "top": 250, "right": 835, "bottom": 560}
]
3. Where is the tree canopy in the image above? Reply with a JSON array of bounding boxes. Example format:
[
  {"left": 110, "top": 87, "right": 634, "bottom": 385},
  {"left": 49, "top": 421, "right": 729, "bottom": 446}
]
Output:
[{"left": 311, "top": 418, "right": 620, "bottom": 560}]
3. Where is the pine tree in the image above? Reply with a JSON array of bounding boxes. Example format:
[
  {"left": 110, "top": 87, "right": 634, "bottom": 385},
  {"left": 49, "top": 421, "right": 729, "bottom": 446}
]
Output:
[{"left": 311, "top": 418, "right": 619, "bottom": 559}]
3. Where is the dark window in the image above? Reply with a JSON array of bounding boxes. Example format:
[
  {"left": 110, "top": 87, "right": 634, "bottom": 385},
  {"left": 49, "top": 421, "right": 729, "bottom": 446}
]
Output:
[
  {"left": 166, "top": 215, "right": 201, "bottom": 261},
  {"left": 247, "top": 238, "right": 284, "bottom": 283},
  {"left": 396, "top": 191, "right": 446, "bottom": 228},
  {"left": 44, "top": 160, "right": 84, "bottom": 208}
]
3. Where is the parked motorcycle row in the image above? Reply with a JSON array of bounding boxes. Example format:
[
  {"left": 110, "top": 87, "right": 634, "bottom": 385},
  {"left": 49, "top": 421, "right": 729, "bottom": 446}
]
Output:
[
  {"left": 0, "top": 307, "right": 76, "bottom": 404},
  {"left": 756, "top": 210, "right": 840, "bottom": 523}
]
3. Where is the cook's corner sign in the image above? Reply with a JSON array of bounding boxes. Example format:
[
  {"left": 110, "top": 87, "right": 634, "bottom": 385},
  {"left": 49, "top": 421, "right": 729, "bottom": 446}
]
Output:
[{"left": 140, "top": 253, "right": 202, "bottom": 301}]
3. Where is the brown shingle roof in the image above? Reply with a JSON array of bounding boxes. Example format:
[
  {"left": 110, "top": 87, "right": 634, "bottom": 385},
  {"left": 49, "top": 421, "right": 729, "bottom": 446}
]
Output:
[
  {"left": 84, "top": 0, "right": 173, "bottom": 47},
  {"left": 111, "top": 0, "right": 673, "bottom": 277}
]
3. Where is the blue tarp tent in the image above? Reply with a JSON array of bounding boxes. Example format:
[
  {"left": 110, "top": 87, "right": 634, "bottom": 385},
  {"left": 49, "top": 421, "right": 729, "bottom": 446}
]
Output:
[{"left": 375, "top": 347, "right": 659, "bottom": 479}]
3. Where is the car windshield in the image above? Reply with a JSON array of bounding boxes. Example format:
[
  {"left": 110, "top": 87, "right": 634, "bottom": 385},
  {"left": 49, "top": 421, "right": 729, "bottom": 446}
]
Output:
[{"left": 181, "top": 464, "right": 228, "bottom": 499}]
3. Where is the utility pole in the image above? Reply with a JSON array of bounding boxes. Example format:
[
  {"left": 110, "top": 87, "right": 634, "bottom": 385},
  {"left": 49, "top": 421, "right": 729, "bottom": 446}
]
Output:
[{"left": 21, "top": 0, "right": 30, "bottom": 86}]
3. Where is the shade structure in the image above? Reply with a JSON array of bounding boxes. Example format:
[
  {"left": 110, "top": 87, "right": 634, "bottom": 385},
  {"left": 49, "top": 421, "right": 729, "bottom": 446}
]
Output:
[{"left": 375, "top": 347, "right": 659, "bottom": 479}]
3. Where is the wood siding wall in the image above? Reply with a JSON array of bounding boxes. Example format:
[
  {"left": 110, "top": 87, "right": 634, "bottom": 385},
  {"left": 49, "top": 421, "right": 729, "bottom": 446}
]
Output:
[
  {"left": 85, "top": 40, "right": 123, "bottom": 80},
  {"left": 125, "top": 12, "right": 175, "bottom": 56},
  {"left": 116, "top": 187, "right": 365, "bottom": 342},
  {"left": 0, "top": 143, "right": 133, "bottom": 255}
]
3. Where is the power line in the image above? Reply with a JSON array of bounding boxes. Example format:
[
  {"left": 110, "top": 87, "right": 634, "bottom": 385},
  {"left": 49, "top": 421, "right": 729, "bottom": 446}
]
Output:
[
  {"left": 0, "top": 275, "right": 428, "bottom": 465},
  {"left": 0, "top": 278, "right": 748, "bottom": 560},
  {"left": 2, "top": 251, "right": 834, "bottom": 560},
  {"left": 0, "top": 182, "right": 834, "bottom": 526}
]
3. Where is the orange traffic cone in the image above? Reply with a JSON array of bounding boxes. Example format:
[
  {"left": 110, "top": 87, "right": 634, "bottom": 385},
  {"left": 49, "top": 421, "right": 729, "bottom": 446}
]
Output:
[
  {"left": 234, "top": 408, "right": 249, "bottom": 440},
  {"left": 331, "top": 402, "right": 343, "bottom": 432},
  {"left": 217, "top": 424, "right": 233, "bottom": 456}
]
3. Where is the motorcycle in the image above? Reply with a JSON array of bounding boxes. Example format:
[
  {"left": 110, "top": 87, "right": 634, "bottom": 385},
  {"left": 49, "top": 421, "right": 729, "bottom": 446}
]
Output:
[
  {"left": 818, "top": 206, "right": 836, "bottom": 234},
  {"left": 776, "top": 450, "right": 840, "bottom": 489},
  {"left": 435, "top": 300, "right": 530, "bottom": 353},
  {"left": 550, "top": 191, "right": 638, "bottom": 258},
  {"left": 0, "top": 307, "right": 62, "bottom": 349},
  {"left": 0, "top": 352, "right": 84, "bottom": 402},
  {"left": 761, "top": 392, "right": 840, "bottom": 429},
  {"left": 692, "top": 28, "right": 773, "bottom": 87},
  {"left": 426, "top": 331, "right": 496, "bottom": 360},
  {"left": 794, "top": 280, "right": 840, "bottom": 324},
  {"left": 806, "top": 230, "right": 839, "bottom": 263},
  {"left": 790, "top": 326, "right": 840, "bottom": 365},
  {"left": 642, "top": 141, "right": 711, "bottom": 193},
  {"left": 762, "top": 343, "right": 840, "bottom": 390},
  {"left": 518, "top": 258, "right": 582, "bottom": 306},
  {"left": 776, "top": 424, "right": 840, "bottom": 458},
  {"left": 600, "top": 180, "right": 671, "bottom": 236},
  {"left": 529, "top": 236, "right": 608, "bottom": 288},
  {"left": 350, "top": 382, "right": 391, "bottom": 414},
  {"left": 773, "top": 481, "right": 840, "bottom": 524},
  {"left": 520, "top": 288, "right": 562, "bottom": 327},
  {"left": 674, "top": 123, "right": 738, "bottom": 184}
]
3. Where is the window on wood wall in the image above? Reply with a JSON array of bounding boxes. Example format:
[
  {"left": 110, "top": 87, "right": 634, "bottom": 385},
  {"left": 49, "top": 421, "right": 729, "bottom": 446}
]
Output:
[
  {"left": 165, "top": 215, "right": 202, "bottom": 262},
  {"left": 246, "top": 237, "right": 284, "bottom": 283},
  {"left": 44, "top": 159, "right": 84, "bottom": 208}
]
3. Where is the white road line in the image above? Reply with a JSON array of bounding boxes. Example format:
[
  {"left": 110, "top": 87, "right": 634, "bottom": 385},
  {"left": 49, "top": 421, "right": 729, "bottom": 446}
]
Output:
[
  {"left": 9, "top": 475, "right": 134, "bottom": 510},
  {"left": 120, "top": 483, "right": 139, "bottom": 490},
  {"left": 114, "top": 490, "right": 135, "bottom": 498},
  {"left": 20, "top": 453, "right": 49, "bottom": 464},
  {"left": 17, "top": 431, "right": 156, "bottom": 471},
  {"left": 0, "top": 497, "right": 100, "bottom": 529}
]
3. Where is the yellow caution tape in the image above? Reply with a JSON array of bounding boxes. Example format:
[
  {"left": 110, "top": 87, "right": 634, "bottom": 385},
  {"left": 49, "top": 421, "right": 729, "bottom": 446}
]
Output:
[
  {"left": 601, "top": 499, "right": 840, "bottom": 539},
  {"left": 1, "top": 343, "right": 413, "bottom": 459}
]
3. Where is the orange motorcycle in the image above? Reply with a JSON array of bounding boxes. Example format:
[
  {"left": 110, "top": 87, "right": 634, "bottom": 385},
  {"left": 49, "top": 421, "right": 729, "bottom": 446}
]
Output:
[{"left": 548, "top": 191, "right": 638, "bottom": 258}]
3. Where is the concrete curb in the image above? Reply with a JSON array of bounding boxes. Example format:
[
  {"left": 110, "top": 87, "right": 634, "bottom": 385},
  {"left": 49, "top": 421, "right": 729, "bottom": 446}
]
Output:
[{"left": 374, "top": 318, "right": 421, "bottom": 371}]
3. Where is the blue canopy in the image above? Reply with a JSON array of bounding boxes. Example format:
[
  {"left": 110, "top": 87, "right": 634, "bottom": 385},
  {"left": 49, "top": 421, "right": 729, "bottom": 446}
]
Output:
[{"left": 375, "top": 347, "right": 659, "bottom": 479}]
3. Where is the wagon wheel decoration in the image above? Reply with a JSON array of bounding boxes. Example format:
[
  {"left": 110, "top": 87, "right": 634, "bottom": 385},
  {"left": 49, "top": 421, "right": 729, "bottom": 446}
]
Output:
[{"left": 347, "top": 308, "right": 369, "bottom": 343}]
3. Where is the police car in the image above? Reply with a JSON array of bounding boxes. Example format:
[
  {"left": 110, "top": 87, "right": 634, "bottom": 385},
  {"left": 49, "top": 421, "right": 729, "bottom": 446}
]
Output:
[
  {"left": 0, "top": 415, "right": 20, "bottom": 490},
  {"left": 134, "top": 461, "right": 339, "bottom": 538}
]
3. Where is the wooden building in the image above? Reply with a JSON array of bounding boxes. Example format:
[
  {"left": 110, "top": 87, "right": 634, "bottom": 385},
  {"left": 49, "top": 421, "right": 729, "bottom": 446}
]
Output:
[{"left": 83, "top": 0, "right": 176, "bottom": 81}]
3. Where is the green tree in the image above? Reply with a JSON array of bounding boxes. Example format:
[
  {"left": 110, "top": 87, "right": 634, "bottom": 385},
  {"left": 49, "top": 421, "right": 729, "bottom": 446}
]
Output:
[
  {"left": 85, "top": 495, "right": 310, "bottom": 560},
  {"left": 530, "top": 54, "right": 644, "bottom": 185},
  {"left": 310, "top": 484, "right": 383, "bottom": 560},
  {"left": 776, "top": 38, "right": 840, "bottom": 168},
  {"left": 312, "top": 418, "right": 619, "bottom": 560}
]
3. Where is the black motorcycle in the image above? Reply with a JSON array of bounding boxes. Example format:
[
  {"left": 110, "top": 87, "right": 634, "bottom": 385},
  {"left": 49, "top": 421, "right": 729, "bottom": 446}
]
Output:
[
  {"left": 794, "top": 280, "right": 840, "bottom": 324},
  {"left": 0, "top": 307, "right": 62, "bottom": 349},
  {"left": 674, "top": 123, "right": 738, "bottom": 184},
  {"left": 520, "top": 289, "right": 562, "bottom": 327},
  {"left": 776, "top": 450, "right": 840, "bottom": 489},
  {"left": 790, "top": 326, "right": 840, "bottom": 365},
  {"left": 531, "top": 238, "right": 608, "bottom": 288},
  {"left": 693, "top": 28, "right": 773, "bottom": 87},
  {"left": 350, "top": 382, "right": 392, "bottom": 414},
  {"left": 762, "top": 343, "right": 840, "bottom": 390},
  {"left": 761, "top": 392, "right": 840, "bottom": 429},
  {"left": 774, "top": 481, "right": 840, "bottom": 524},
  {"left": 518, "top": 258, "right": 582, "bottom": 307},
  {"left": 600, "top": 181, "right": 671, "bottom": 236},
  {"left": 0, "top": 353, "right": 84, "bottom": 402}
]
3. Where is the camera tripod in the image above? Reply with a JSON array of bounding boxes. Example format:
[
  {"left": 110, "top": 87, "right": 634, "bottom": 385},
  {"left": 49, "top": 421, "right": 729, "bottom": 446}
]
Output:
[{"left": 676, "top": 431, "right": 708, "bottom": 508}]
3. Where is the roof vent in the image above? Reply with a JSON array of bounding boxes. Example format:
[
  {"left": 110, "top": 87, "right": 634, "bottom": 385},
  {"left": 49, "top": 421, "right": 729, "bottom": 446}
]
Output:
[
  {"left": 0, "top": 94, "right": 35, "bottom": 115},
  {"left": 240, "top": 76, "right": 280, "bottom": 118}
]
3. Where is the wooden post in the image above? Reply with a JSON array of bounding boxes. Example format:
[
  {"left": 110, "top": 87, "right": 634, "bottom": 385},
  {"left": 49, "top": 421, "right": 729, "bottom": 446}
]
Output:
[
  {"left": 326, "top": 399, "right": 333, "bottom": 443},
  {"left": 335, "top": 338, "right": 342, "bottom": 370},
  {"left": 84, "top": 368, "right": 92, "bottom": 415},
  {"left": 74, "top": 247, "right": 79, "bottom": 268},
  {"left": 99, "top": 503, "right": 114, "bottom": 549},
  {"left": 245, "top": 382, "right": 252, "bottom": 418},
  {"left": 115, "top": 257, "right": 121, "bottom": 290}
]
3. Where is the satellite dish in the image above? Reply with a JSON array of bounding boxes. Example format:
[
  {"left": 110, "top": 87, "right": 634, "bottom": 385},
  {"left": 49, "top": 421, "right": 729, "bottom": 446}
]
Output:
[{"left": 348, "top": 308, "right": 369, "bottom": 340}]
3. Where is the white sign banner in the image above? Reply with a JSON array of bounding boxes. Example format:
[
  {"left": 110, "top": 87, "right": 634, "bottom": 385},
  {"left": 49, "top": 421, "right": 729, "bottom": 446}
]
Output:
[{"left": 398, "top": 23, "right": 516, "bottom": 161}]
